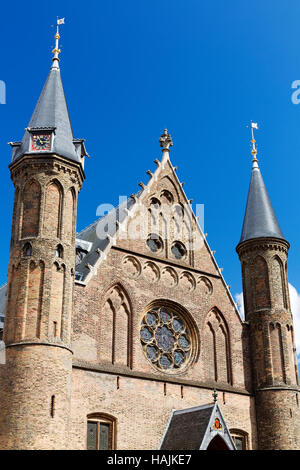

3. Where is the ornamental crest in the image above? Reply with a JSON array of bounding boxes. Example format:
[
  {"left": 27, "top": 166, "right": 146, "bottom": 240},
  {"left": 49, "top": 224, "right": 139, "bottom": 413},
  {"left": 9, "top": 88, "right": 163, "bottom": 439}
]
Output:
[{"left": 213, "top": 417, "right": 222, "bottom": 431}]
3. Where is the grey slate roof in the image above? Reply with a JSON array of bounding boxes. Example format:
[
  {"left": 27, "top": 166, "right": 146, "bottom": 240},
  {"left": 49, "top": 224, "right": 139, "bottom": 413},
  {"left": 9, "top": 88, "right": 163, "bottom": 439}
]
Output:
[
  {"left": 239, "top": 161, "right": 285, "bottom": 244},
  {"left": 12, "top": 65, "right": 81, "bottom": 164},
  {"left": 160, "top": 402, "right": 236, "bottom": 450},
  {"left": 75, "top": 194, "right": 140, "bottom": 280},
  {"left": 160, "top": 404, "right": 214, "bottom": 450}
]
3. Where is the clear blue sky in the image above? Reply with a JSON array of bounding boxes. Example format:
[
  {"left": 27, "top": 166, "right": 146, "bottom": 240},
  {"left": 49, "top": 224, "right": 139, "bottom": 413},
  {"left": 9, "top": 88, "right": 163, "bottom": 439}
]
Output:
[{"left": 1, "top": 0, "right": 300, "bottom": 307}]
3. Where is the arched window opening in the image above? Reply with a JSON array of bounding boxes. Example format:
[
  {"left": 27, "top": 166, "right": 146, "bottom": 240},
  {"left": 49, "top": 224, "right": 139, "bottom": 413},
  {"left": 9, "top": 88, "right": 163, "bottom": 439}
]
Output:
[
  {"left": 230, "top": 429, "right": 249, "bottom": 450},
  {"left": 87, "top": 414, "right": 116, "bottom": 450},
  {"left": 150, "top": 197, "right": 161, "bottom": 210},
  {"left": 160, "top": 190, "right": 174, "bottom": 205},
  {"left": 56, "top": 244, "right": 63, "bottom": 259},
  {"left": 23, "top": 242, "right": 32, "bottom": 257}
]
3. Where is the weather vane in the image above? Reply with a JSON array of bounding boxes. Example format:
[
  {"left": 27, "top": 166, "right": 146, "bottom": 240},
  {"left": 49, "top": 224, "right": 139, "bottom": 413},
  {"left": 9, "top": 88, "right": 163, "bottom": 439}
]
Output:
[
  {"left": 52, "top": 17, "right": 65, "bottom": 64},
  {"left": 247, "top": 121, "right": 259, "bottom": 162}
]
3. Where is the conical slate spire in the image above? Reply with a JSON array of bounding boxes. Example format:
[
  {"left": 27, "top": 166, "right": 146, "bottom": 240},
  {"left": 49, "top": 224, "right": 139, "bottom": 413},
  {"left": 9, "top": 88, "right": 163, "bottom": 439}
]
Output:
[
  {"left": 239, "top": 158, "right": 285, "bottom": 243},
  {"left": 12, "top": 64, "right": 80, "bottom": 164}
]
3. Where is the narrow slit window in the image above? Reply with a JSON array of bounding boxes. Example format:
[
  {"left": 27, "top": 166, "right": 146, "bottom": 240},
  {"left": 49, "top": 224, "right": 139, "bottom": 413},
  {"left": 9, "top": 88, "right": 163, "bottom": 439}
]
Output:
[{"left": 50, "top": 395, "right": 55, "bottom": 418}]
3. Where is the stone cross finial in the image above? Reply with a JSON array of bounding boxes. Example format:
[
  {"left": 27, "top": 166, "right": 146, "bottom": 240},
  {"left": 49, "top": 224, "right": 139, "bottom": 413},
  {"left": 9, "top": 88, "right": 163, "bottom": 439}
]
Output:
[
  {"left": 159, "top": 129, "right": 173, "bottom": 150},
  {"left": 213, "top": 387, "right": 218, "bottom": 403}
]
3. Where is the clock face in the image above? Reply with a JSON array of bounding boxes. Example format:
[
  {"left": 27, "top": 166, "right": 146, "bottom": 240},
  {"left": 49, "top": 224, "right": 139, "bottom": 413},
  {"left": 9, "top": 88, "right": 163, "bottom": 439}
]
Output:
[{"left": 31, "top": 134, "right": 51, "bottom": 151}]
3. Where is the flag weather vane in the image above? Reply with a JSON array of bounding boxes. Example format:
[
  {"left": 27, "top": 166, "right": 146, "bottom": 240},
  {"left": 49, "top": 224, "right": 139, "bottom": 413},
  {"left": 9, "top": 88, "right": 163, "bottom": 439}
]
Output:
[
  {"left": 247, "top": 121, "right": 259, "bottom": 164},
  {"left": 52, "top": 17, "right": 65, "bottom": 67}
]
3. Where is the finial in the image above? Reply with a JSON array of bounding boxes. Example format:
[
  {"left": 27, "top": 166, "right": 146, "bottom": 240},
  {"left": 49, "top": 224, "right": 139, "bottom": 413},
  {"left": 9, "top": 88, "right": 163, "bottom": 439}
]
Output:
[
  {"left": 248, "top": 121, "right": 259, "bottom": 168},
  {"left": 159, "top": 128, "right": 173, "bottom": 151},
  {"left": 213, "top": 387, "right": 218, "bottom": 403},
  {"left": 51, "top": 17, "right": 65, "bottom": 69}
]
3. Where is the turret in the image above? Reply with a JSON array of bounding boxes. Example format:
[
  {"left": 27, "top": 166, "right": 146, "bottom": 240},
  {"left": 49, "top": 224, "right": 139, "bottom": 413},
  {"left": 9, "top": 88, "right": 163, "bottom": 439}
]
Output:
[
  {"left": 0, "top": 20, "right": 87, "bottom": 449},
  {"left": 236, "top": 123, "right": 300, "bottom": 450}
]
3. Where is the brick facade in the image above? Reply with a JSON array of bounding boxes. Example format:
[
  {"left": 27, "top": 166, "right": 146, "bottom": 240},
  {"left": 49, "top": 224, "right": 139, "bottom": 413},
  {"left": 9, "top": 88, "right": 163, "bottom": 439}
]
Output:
[{"left": 0, "top": 108, "right": 299, "bottom": 450}]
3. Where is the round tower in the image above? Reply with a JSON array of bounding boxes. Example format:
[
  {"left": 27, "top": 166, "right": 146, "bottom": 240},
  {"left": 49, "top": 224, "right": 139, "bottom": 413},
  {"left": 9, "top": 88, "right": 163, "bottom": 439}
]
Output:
[
  {"left": 236, "top": 126, "right": 300, "bottom": 450},
  {"left": 0, "top": 23, "right": 87, "bottom": 449}
]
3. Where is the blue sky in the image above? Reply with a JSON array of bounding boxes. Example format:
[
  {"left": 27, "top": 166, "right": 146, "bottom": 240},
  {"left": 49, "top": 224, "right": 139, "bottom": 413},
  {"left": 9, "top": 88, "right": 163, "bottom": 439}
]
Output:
[{"left": 1, "top": 1, "right": 300, "bottom": 352}]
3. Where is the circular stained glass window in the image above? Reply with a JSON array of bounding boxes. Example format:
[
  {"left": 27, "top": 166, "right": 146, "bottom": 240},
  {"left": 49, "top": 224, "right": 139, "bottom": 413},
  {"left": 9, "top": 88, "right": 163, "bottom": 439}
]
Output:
[
  {"left": 171, "top": 241, "right": 187, "bottom": 260},
  {"left": 140, "top": 306, "right": 192, "bottom": 372},
  {"left": 147, "top": 234, "right": 163, "bottom": 253}
]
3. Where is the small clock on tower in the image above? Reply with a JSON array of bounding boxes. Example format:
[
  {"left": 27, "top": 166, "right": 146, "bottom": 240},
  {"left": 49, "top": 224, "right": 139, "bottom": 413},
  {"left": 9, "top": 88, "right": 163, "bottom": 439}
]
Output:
[{"left": 31, "top": 133, "right": 52, "bottom": 151}]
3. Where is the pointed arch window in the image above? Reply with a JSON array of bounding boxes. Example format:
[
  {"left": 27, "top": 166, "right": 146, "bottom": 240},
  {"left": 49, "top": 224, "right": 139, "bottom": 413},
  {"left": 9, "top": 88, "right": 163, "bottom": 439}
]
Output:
[
  {"left": 100, "top": 284, "right": 132, "bottom": 367},
  {"left": 203, "top": 308, "right": 232, "bottom": 385}
]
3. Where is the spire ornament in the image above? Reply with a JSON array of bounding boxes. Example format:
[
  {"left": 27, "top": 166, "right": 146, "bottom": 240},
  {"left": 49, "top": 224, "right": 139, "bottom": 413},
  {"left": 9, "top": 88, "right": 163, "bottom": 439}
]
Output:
[
  {"left": 159, "top": 129, "right": 173, "bottom": 151},
  {"left": 212, "top": 387, "right": 218, "bottom": 403},
  {"left": 52, "top": 17, "right": 65, "bottom": 69},
  {"left": 248, "top": 121, "right": 259, "bottom": 168}
]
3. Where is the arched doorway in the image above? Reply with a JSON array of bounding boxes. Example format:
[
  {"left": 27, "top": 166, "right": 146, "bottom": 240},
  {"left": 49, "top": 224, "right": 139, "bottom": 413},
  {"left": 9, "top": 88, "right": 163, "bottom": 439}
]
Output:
[{"left": 207, "top": 435, "right": 229, "bottom": 450}]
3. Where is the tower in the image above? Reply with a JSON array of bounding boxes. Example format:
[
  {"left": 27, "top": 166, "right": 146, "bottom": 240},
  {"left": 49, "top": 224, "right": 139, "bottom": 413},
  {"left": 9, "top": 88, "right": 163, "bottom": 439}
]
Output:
[
  {"left": 0, "top": 21, "right": 87, "bottom": 449},
  {"left": 236, "top": 125, "right": 300, "bottom": 450}
]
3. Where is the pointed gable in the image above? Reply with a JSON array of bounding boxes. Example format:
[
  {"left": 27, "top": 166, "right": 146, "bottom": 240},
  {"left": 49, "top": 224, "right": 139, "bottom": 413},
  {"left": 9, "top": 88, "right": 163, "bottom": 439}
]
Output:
[
  {"left": 75, "top": 129, "right": 240, "bottom": 324},
  {"left": 160, "top": 402, "right": 236, "bottom": 450},
  {"left": 75, "top": 147, "right": 219, "bottom": 281}
]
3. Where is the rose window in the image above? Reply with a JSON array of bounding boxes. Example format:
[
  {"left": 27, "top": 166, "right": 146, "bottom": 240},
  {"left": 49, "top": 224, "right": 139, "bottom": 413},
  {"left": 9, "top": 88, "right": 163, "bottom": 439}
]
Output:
[{"left": 140, "top": 306, "right": 192, "bottom": 372}]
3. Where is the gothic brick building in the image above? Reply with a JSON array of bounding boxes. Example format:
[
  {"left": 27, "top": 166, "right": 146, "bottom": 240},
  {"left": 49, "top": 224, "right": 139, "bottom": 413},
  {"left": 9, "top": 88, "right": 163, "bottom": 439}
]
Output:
[{"left": 0, "top": 33, "right": 299, "bottom": 450}]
